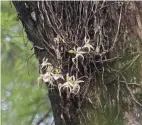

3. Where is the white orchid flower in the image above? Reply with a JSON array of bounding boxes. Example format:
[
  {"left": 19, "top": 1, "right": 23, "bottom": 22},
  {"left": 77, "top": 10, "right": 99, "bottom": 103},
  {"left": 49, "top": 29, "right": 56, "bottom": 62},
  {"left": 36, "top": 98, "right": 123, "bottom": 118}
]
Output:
[
  {"left": 83, "top": 37, "right": 94, "bottom": 52},
  {"left": 69, "top": 47, "right": 86, "bottom": 64},
  {"left": 41, "top": 58, "right": 52, "bottom": 69},
  {"left": 37, "top": 72, "right": 64, "bottom": 88},
  {"left": 58, "top": 74, "right": 84, "bottom": 96}
]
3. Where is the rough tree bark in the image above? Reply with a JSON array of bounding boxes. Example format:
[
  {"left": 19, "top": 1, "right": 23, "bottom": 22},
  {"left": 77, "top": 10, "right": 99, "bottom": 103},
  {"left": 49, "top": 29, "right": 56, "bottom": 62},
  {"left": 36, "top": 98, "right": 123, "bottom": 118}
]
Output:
[{"left": 13, "top": 1, "right": 142, "bottom": 125}]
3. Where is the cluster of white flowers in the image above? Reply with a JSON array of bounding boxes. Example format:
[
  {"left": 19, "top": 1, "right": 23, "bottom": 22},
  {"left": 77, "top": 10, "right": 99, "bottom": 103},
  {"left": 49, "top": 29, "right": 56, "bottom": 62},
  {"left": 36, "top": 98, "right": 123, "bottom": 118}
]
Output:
[
  {"left": 58, "top": 73, "right": 84, "bottom": 96},
  {"left": 68, "top": 37, "right": 95, "bottom": 64},
  {"left": 37, "top": 58, "right": 64, "bottom": 87},
  {"left": 37, "top": 37, "right": 91, "bottom": 95}
]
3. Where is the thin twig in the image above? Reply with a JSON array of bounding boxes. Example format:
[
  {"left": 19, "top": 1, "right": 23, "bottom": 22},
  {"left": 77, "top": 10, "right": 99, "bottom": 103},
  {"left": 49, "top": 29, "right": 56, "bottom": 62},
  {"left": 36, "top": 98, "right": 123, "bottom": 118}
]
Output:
[
  {"left": 110, "top": 5, "right": 122, "bottom": 51},
  {"left": 121, "top": 74, "right": 142, "bottom": 107}
]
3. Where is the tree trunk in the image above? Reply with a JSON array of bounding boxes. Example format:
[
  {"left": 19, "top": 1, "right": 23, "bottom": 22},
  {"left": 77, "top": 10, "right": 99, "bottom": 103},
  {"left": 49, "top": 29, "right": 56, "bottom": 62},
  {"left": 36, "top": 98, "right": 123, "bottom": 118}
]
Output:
[{"left": 13, "top": 1, "right": 142, "bottom": 125}]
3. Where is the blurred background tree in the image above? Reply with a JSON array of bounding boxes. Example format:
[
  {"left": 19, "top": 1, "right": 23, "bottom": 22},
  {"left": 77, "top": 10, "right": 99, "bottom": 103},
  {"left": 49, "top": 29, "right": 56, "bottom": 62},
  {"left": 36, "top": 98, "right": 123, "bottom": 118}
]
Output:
[{"left": 1, "top": 1, "right": 52, "bottom": 125}]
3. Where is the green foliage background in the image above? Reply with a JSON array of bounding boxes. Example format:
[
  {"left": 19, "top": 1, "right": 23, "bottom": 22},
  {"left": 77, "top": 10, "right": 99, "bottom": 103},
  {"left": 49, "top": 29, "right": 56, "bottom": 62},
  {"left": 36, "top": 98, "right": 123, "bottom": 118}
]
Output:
[{"left": 1, "top": 2, "right": 51, "bottom": 125}]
